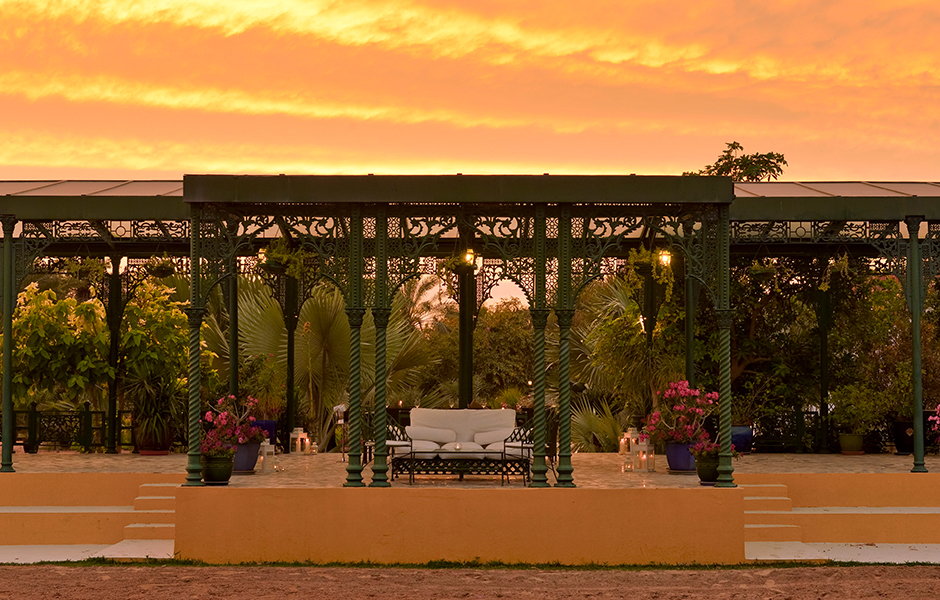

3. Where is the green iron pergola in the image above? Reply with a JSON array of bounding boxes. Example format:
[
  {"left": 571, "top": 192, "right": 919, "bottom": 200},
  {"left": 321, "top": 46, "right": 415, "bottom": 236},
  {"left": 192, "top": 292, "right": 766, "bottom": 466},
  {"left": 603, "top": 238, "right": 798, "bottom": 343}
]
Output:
[
  {"left": 182, "top": 174, "right": 737, "bottom": 487},
  {"left": 3, "top": 178, "right": 937, "bottom": 485}
]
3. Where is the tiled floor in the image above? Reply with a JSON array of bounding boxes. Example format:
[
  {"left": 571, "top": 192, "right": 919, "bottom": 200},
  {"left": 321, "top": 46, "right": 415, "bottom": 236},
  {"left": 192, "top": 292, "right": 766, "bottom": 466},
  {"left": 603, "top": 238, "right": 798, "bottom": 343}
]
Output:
[{"left": 4, "top": 449, "right": 938, "bottom": 488}]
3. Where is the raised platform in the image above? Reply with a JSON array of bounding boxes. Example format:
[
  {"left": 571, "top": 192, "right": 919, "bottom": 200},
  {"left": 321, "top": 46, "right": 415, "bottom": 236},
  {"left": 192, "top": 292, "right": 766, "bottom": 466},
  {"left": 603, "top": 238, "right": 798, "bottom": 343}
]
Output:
[{"left": 2, "top": 452, "right": 940, "bottom": 565}]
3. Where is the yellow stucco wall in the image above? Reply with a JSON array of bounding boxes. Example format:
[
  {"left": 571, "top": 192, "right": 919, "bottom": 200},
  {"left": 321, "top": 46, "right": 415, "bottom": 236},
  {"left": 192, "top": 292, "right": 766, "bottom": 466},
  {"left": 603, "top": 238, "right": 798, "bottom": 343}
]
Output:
[
  {"left": 175, "top": 487, "right": 745, "bottom": 565},
  {"left": 735, "top": 473, "right": 940, "bottom": 507}
]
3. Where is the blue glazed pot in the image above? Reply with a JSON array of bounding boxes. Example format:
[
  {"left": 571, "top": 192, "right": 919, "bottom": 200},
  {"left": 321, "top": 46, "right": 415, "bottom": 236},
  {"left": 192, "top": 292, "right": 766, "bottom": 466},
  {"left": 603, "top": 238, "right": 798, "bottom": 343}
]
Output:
[
  {"left": 233, "top": 443, "right": 261, "bottom": 473},
  {"left": 256, "top": 419, "right": 277, "bottom": 444},
  {"left": 731, "top": 426, "right": 754, "bottom": 454},
  {"left": 665, "top": 442, "right": 696, "bottom": 473}
]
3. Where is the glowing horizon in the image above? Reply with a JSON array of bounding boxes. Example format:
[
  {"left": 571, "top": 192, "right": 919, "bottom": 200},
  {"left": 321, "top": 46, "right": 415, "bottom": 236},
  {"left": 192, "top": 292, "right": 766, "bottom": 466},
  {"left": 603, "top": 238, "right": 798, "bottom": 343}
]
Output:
[{"left": 2, "top": 0, "right": 939, "bottom": 180}]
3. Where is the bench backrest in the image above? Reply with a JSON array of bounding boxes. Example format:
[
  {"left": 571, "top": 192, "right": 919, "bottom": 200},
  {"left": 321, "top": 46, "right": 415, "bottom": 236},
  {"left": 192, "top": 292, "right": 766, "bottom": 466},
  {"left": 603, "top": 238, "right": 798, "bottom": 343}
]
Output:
[{"left": 410, "top": 408, "right": 515, "bottom": 443}]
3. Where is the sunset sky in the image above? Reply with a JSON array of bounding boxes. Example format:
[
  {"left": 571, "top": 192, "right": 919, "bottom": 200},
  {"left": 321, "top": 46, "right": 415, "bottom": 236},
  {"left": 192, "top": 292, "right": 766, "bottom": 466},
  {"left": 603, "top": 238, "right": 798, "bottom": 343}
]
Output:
[{"left": 1, "top": 0, "right": 938, "bottom": 181}]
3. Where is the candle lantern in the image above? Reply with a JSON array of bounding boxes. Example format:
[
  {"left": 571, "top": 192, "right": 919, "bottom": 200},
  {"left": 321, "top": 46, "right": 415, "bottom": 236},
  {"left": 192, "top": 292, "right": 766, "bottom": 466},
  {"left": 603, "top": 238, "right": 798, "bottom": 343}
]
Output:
[
  {"left": 631, "top": 434, "right": 656, "bottom": 472},
  {"left": 620, "top": 427, "right": 638, "bottom": 472}
]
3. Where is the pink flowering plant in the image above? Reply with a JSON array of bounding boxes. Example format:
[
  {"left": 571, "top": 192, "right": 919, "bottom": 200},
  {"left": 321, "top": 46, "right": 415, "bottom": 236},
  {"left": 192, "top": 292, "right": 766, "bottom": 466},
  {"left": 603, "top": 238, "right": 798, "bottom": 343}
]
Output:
[
  {"left": 643, "top": 380, "right": 717, "bottom": 445},
  {"left": 200, "top": 394, "right": 268, "bottom": 458},
  {"left": 689, "top": 440, "right": 740, "bottom": 460}
]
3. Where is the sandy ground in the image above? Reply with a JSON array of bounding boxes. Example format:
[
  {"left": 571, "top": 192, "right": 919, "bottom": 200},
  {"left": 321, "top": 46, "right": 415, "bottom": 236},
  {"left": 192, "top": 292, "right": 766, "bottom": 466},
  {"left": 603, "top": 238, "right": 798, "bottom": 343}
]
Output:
[{"left": 1, "top": 565, "right": 939, "bottom": 600}]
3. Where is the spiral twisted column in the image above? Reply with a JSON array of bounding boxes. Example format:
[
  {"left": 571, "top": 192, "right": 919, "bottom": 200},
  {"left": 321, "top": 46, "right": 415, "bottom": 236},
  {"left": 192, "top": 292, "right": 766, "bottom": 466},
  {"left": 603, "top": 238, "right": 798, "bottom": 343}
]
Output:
[
  {"left": 529, "top": 308, "right": 550, "bottom": 487},
  {"left": 183, "top": 306, "right": 207, "bottom": 486},
  {"left": 555, "top": 308, "right": 576, "bottom": 488},
  {"left": 370, "top": 307, "right": 391, "bottom": 487},
  {"left": 344, "top": 307, "right": 366, "bottom": 487},
  {"left": 715, "top": 308, "right": 736, "bottom": 487}
]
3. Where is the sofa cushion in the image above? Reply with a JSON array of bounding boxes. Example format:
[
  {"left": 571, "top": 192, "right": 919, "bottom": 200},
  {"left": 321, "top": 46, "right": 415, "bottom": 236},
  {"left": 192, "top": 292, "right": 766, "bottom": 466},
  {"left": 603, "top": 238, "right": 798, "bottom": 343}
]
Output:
[
  {"left": 408, "top": 439, "right": 442, "bottom": 459},
  {"left": 405, "top": 425, "right": 456, "bottom": 444},
  {"left": 440, "top": 441, "right": 486, "bottom": 460},
  {"left": 410, "top": 408, "right": 516, "bottom": 443},
  {"left": 474, "top": 428, "right": 515, "bottom": 446}
]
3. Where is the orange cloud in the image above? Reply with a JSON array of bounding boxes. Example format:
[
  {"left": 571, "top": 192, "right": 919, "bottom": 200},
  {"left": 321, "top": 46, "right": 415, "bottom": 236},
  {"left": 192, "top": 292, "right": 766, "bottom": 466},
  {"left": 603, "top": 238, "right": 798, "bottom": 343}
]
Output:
[{"left": 0, "top": 0, "right": 938, "bottom": 179}]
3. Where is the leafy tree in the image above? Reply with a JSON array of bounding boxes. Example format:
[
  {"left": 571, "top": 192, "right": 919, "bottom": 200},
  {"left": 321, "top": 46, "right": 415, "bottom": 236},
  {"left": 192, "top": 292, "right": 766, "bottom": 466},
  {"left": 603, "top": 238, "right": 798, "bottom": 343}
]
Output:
[
  {"left": 9, "top": 283, "right": 111, "bottom": 410},
  {"left": 685, "top": 141, "right": 788, "bottom": 182}
]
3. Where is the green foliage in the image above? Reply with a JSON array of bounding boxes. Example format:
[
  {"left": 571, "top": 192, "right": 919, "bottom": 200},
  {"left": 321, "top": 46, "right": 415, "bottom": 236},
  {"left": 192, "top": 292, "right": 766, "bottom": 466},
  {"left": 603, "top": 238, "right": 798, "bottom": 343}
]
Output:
[
  {"left": 571, "top": 400, "right": 623, "bottom": 452},
  {"left": 262, "top": 237, "right": 310, "bottom": 280},
  {"left": 119, "top": 280, "right": 188, "bottom": 444},
  {"left": 217, "top": 277, "right": 436, "bottom": 448},
  {"left": 237, "top": 353, "right": 285, "bottom": 420},
  {"left": 415, "top": 297, "right": 534, "bottom": 405},
  {"left": 10, "top": 283, "right": 111, "bottom": 409},
  {"left": 685, "top": 141, "right": 788, "bottom": 182},
  {"left": 829, "top": 383, "right": 891, "bottom": 434}
]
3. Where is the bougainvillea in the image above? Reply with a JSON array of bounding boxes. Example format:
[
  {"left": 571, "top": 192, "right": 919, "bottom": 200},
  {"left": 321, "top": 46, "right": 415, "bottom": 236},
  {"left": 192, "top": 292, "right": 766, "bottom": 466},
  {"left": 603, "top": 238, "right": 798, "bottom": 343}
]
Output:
[{"left": 643, "top": 380, "right": 716, "bottom": 445}]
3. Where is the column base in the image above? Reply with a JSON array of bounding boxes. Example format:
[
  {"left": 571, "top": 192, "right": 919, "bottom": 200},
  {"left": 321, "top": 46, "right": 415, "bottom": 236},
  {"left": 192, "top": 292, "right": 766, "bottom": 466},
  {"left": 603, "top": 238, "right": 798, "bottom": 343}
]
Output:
[
  {"left": 370, "top": 455, "right": 390, "bottom": 487},
  {"left": 530, "top": 458, "right": 549, "bottom": 487},
  {"left": 344, "top": 457, "right": 365, "bottom": 487},
  {"left": 555, "top": 459, "right": 575, "bottom": 487}
]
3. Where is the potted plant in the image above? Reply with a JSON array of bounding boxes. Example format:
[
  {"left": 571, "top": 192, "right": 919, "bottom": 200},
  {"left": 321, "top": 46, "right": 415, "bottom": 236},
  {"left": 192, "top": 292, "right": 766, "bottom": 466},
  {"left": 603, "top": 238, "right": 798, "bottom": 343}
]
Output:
[
  {"left": 259, "top": 237, "right": 309, "bottom": 279},
  {"left": 643, "top": 380, "right": 716, "bottom": 473},
  {"left": 829, "top": 383, "right": 890, "bottom": 454},
  {"left": 203, "top": 394, "right": 268, "bottom": 475},
  {"left": 126, "top": 376, "right": 181, "bottom": 455},
  {"left": 145, "top": 254, "right": 176, "bottom": 278},
  {"left": 200, "top": 426, "right": 237, "bottom": 485},
  {"left": 689, "top": 440, "right": 740, "bottom": 485},
  {"left": 748, "top": 260, "right": 776, "bottom": 283}
]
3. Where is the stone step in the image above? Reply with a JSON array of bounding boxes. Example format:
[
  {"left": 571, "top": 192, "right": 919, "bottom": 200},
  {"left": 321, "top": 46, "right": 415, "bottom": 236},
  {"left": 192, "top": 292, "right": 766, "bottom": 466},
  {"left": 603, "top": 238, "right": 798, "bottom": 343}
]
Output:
[
  {"left": 745, "top": 524, "right": 802, "bottom": 542},
  {"left": 0, "top": 506, "right": 169, "bottom": 545},
  {"left": 92, "top": 539, "right": 175, "bottom": 561},
  {"left": 743, "top": 496, "right": 792, "bottom": 512},
  {"left": 134, "top": 496, "right": 176, "bottom": 511},
  {"left": 737, "top": 483, "right": 789, "bottom": 497},
  {"left": 124, "top": 523, "right": 175, "bottom": 540}
]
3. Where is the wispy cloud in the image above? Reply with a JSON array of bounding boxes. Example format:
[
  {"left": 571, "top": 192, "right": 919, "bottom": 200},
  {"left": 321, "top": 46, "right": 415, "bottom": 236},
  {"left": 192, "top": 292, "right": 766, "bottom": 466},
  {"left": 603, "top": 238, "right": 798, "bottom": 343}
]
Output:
[{"left": 0, "top": 0, "right": 938, "bottom": 178}]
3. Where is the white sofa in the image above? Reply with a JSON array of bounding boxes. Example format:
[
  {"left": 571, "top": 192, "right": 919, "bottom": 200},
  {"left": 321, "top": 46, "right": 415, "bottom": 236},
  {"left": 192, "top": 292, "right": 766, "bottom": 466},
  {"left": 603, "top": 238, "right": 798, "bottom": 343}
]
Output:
[{"left": 388, "top": 408, "right": 532, "bottom": 484}]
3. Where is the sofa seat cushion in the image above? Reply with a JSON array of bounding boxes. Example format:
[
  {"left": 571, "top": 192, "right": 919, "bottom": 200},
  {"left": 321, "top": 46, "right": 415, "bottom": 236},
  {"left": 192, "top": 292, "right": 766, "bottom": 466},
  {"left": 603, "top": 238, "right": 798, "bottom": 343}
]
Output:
[
  {"left": 485, "top": 441, "right": 532, "bottom": 459},
  {"left": 474, "top": 428, "right": 515, "bottom": 446},
  {"left": 439, "top": 441, "right": 486, "bottom": 460},
  {"left": 386, "top": 439, "right": 411, "bottom": 455},
  {"left": 408, "top": 439, "right": 441, "bottom": 459},
  {"left": 405, "top": 425, "right": 456, "bottom": 444}
]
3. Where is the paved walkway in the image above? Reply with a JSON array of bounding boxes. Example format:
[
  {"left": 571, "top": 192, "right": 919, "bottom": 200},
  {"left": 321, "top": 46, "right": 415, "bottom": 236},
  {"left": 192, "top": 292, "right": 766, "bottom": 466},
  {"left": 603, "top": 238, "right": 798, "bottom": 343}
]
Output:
[{"left": 4, "top": 449, "right": 938, "bottom": 488}]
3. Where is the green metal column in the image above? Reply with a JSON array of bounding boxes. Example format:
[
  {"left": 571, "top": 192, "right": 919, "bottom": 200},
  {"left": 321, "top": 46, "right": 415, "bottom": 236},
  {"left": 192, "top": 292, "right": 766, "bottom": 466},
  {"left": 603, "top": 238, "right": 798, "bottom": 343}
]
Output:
[
  {"left": 715, "top": 204, "right": 736, "bottom": 488},
  {"left": 370, "top": 205, "right": 391, "bottom": 487},
  {"left": 283, "top": 275, "right": 298, "bottom": 453},
  {"left": 906, "top": 216, "right": 928, "bottom": 473},
  {"left": 684, "top": 275, "right": 698, "bottom": 389},
  {"left": 344, "top": 308, "right": 365, "bottom": 487},
  {"left": 183, "top": 204, "right": 205, "bottom": 486},
  {"left": 529, "top": 205, "right": 550, "bottom": 487},
  {"left": 344, "top": 207, "right": 365, "bottom": 487},
  {"left": 457, "top": 261, "right": 475, "bottom": 409},
  {"left": 106, "top": 253, "right": 123, "bottom": 453},
  {"left": 371, "top": 308, "right": 391, "bottom": 487},
  {"left": 555, "top": 207, "right": 575, "bottom": 487},
  {"left": 529, "top": 309, "right": 550, "bottom": 487},
  {"left": 815, "top": 287, "right": 832, "bottom": 453},
  {"left": 227, "top": 255, "right": 239, "bottom": 398},
  {"left": 555, "top": 308, "right": 575, "bottom": 487},
  {"left": 1, "top": 216, "right": 16, "bottom": 472}
]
